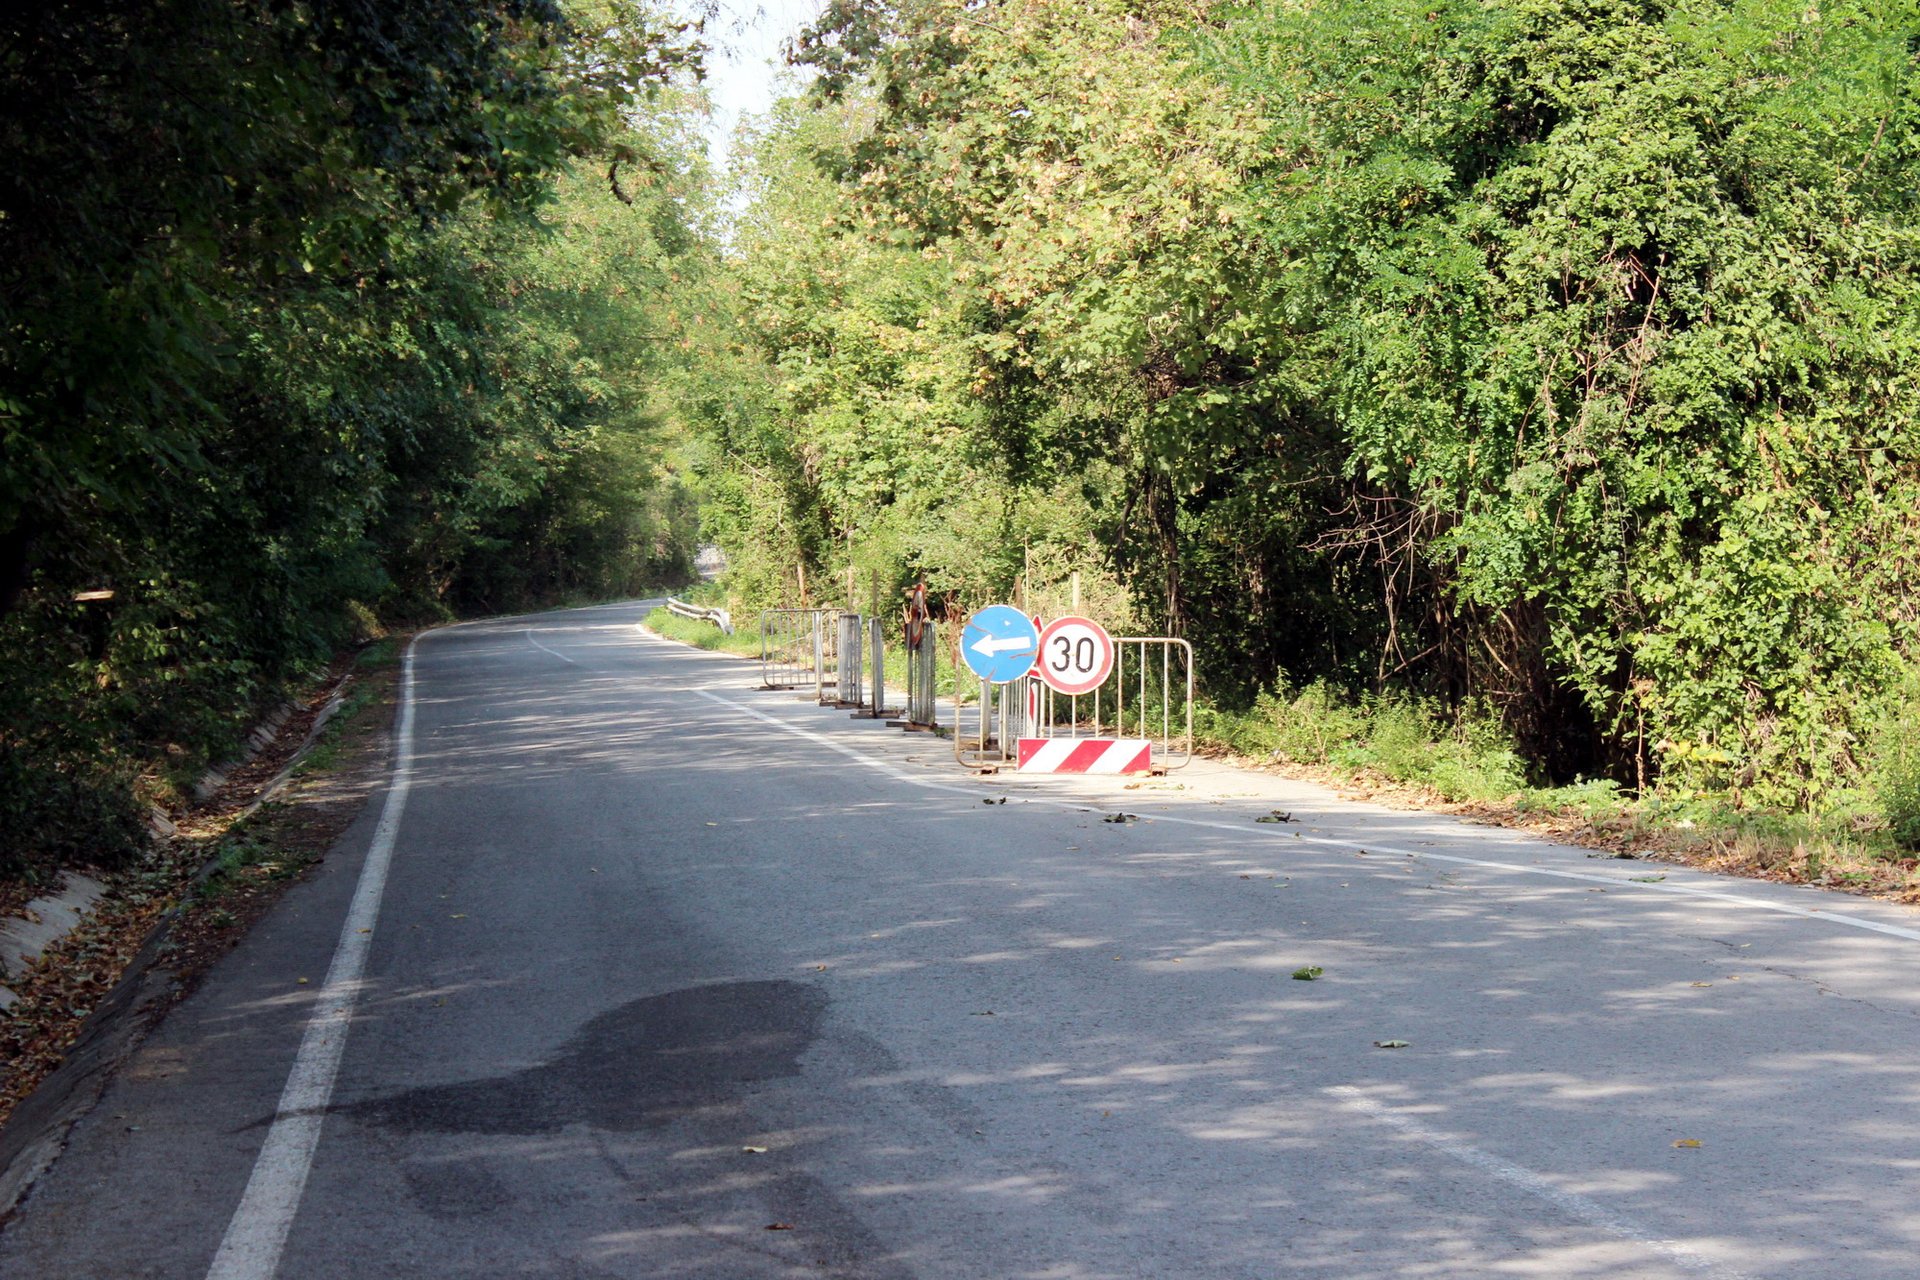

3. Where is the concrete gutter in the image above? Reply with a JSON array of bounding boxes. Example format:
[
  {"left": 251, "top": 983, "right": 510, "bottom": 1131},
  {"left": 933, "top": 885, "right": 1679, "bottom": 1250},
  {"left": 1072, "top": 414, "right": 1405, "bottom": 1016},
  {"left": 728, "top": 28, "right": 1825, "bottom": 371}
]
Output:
[{"left": 0, "top": 668, "right": 358, "bottom": 1219}]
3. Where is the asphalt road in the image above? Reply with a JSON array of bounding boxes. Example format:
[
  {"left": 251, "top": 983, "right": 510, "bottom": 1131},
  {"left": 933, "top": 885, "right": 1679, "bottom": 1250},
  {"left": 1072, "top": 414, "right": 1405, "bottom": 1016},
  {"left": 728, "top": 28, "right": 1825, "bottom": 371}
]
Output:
[{"left": 5, "top": 598, "right": 1920, "bottom": 1279}]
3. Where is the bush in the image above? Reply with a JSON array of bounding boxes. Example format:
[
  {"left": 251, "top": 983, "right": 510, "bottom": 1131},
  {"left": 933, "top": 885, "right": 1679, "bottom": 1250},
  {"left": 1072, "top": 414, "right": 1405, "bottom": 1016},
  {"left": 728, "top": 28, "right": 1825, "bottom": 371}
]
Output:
[
  {"left": 1206, "top": 679, "right": 1527, "bottom": 803},
  {"left": 1882, "top": 768, "right": 1920, "bottom": 852},
  {"left": 0, "top": 746, "right": 149, "bottom": 882},
  {"left": 1875, "top": 670, "right": 1920, "bottom": 851}
]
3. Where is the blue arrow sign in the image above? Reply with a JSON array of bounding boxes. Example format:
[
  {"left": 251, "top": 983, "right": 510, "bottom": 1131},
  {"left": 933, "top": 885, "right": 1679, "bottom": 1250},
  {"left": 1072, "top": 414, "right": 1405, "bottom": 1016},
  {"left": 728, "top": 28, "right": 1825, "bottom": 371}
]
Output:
[{"left": 961, "top": 605, "right": 1040, "bottom": 684}]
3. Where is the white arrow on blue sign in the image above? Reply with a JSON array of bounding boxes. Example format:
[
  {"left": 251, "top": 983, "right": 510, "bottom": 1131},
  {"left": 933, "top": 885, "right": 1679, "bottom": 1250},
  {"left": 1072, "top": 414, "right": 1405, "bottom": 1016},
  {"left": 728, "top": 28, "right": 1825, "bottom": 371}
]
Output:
[{"left": 961, "top": 604, "right": 1041, "bottom": 684}]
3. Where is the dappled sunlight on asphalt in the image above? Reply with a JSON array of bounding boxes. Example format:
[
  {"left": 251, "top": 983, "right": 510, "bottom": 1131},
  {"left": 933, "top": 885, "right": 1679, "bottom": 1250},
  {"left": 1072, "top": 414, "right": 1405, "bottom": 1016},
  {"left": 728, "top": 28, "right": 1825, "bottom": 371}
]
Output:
[{"left": 294, "top": 611, "right": 1920, "bottom": 1279}]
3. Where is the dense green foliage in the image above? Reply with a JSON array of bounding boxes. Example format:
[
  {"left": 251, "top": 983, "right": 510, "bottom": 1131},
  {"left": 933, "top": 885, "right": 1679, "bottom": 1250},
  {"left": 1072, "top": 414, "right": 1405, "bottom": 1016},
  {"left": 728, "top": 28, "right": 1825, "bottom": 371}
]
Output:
[
  {"left": 683, "top": 0, "right": 1920, "bottom": 834},
  {"left": 10, "top": 0, "right": 1918, "bottom": 877},
  {"left": 0, "top": 0, "right": 706, "bottom": 877}
]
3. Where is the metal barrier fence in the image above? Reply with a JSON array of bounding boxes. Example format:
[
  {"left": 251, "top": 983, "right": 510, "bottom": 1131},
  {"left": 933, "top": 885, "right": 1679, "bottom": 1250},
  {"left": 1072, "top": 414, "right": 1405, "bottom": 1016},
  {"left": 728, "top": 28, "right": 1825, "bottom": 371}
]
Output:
[
  {"left": 836, "top": 612, "right": 864, "bottom": 707},
  {"left": 953, "top": 636, "right": 1193, "bottom": 771},
  {"left": 758, "top": 606, "right": 1184, "bottom": 771},
  {"left": 666, "top": 596, "right": 733, "bottom": 635},
  {"left": 760, "top": 608, "right": 839, "bottom": 699},
  {"left": 1105, "top": 636, "right": 1195, "bottom": 768},
  {"left": 954, "top": 672, "right": 1036, "bottom": 770},
  {"left": 894, "top": 620, "right": 939, "bottom": 731},
  {"left": 857, "top": 616, "right": 902, "bottom": 719}
]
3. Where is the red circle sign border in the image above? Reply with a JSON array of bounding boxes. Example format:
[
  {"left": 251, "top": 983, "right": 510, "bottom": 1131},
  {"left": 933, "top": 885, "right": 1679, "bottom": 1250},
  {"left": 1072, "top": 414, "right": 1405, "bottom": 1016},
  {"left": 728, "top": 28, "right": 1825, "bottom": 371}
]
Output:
[{"left": 1034, "top": 615, "right": 1115, "bottom": 695}]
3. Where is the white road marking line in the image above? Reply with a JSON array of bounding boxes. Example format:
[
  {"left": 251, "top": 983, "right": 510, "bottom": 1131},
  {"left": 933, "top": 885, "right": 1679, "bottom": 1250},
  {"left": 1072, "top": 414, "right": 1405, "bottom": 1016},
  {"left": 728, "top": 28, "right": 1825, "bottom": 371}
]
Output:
[
  {"left": 205, "top": 634, "right": 424, "bottom": 1280},
  {"left": 690, "top": 685, "right": 1791, "bottom": 1270},
  {"left": 525, "top": 628, "right": 578, "bottom": 665},
  {"left": 691, "top": 688, "right": 1920, "bottom": 944},
  {"left": 1327, "top": 1087, "right": 1752, "bottom": 1279}
]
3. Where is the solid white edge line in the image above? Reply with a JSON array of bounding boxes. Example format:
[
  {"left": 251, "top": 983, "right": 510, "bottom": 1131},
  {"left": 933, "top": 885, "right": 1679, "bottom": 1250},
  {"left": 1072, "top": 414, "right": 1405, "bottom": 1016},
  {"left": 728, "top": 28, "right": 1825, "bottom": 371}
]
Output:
[
  {"left": 1327, "top": 1087, "right": 1752, "bottom": 1279},
  {"left": 691, "top": 688, "right": 1920, "bottom": 944},
  {"left": 205, "top": 633, "right": 423, "bottom": 1280}
]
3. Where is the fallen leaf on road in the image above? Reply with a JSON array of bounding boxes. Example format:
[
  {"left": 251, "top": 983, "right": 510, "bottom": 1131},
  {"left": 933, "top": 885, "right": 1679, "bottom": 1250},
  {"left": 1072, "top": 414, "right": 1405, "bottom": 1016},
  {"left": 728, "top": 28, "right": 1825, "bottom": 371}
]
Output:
[
  {"left": 742, "top": 1146, "right": 768, "bottom": 1154},
  {"left": 1373, "top": 1040, "right": 1409, "bottom": 1049},
  {"left": 971, "top": 1010, "right": 996, "bottom": 1016},
  {"left": 296, "top": 977, "right": 309, "bottom": 985},
  {"left": 1674, "top": 1139, "right": 1702, "bottom": 1148},
  {"left": 1691, "top": 981, "right": 1712, "bottom": 988},
  {"left": 1102, "top": 813, "right": 1136, "bottom": 824},
  {"left": 1292, "top": 966, "right": 1323, "bottom": 981},
  {"left": 1628, "top": 876, "right": 1666, "bottom": 883},
  {"left": 765, "top": 1223, "right": 793, "bottom": 1231}
]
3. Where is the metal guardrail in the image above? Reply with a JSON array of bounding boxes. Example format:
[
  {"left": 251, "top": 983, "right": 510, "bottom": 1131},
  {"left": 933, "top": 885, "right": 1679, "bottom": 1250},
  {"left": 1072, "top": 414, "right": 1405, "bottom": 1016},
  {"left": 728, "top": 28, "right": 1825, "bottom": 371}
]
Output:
[{"left": 666, "top": 596, "right": 733, "bottom": 635}]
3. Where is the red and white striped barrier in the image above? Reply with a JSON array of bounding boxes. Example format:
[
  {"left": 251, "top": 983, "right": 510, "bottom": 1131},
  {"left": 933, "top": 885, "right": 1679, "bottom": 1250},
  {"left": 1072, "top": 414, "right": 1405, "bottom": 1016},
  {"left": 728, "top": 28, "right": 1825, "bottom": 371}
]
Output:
[{"left": 1016, "top": 737, "right": 1152, "bottom": 775}]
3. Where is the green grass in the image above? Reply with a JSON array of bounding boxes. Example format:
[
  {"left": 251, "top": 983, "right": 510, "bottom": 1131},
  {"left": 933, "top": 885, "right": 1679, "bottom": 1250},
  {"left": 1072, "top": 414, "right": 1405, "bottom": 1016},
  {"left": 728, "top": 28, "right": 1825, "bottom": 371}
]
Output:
[
  {"left": 1190, "top": 677, "right": 1920, "bottom": 893},
  {"left": 645, "top": 607, "right": 763, "bottom": 657},
  {"left": 189, "top": 820, "right": 300, "bottom": 905},
  {"left": 294, "top": 678, "right": 382, "bottom": 774},
  {"left": 1193, "top": 681, "right": 1528, "bottom": 805},
  {"left": 354, "top": 637, "right": 398, "bottom": 670}
]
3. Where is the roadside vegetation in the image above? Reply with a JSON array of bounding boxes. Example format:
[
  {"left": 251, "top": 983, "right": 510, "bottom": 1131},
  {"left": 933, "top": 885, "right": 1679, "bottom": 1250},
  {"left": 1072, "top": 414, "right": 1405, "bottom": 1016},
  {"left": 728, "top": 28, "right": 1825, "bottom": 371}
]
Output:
[
  {"left": 8, "top": 0, "right": 1920, "bottom": 909},
  {"left": 0, "top": 1, "right": 708, "bottom": 883},
  {"left": 668, "top": 0, "right": 1920, "bottom": 892},
  {"left": 0, "top": 639, "right": 404, "bottom": 1132}
]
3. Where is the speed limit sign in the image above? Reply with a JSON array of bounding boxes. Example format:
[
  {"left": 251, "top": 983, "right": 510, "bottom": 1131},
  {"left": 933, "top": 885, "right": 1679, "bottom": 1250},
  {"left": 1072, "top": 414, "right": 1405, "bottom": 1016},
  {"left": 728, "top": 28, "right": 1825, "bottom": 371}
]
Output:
[{"left": 1035, "top": 615, "right": 1114, "bottom": 695}]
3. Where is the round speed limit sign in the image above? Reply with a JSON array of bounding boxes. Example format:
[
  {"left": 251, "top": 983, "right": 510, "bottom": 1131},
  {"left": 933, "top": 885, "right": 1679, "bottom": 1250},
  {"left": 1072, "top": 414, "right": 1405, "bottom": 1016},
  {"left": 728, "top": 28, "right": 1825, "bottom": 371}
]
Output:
[{"left": 1035, "top": 615, "right": 1115, "bottom": 695}]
